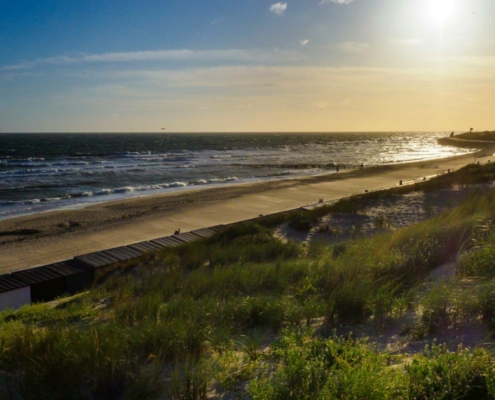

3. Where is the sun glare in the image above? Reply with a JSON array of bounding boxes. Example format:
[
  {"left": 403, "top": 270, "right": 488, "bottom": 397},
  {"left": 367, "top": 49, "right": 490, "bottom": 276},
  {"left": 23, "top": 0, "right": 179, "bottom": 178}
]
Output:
[{"left": 428, "top": 0, "right": 455, "bottom": 24}]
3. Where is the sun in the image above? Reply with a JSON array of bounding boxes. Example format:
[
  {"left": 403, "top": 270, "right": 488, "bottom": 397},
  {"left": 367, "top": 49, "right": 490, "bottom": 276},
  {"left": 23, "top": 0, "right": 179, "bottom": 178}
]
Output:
[{"left": 428, "top": 0, "right": 455, "bottom": 24}]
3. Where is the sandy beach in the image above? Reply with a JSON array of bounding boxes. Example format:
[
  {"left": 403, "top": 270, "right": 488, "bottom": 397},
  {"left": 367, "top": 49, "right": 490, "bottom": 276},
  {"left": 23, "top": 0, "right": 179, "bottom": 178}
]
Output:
[{"left": 0, "top": 150, "right": 491, "bottom": 273}]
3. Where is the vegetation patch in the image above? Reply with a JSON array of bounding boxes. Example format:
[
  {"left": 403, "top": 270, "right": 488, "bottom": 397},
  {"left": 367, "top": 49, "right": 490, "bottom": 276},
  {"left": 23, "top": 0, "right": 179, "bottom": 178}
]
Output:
[{"left": 2, "top": 163, "right": 495, "bottom": 398}]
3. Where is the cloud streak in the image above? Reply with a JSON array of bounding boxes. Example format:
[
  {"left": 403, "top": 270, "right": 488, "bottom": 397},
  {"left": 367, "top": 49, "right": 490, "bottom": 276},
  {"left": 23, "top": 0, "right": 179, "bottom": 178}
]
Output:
[
  {"left": 1, "top": 48, "right": 302, "bottom": 71},
  {"left": 319, "top": 0, "right": 355, "bottom": 5}
]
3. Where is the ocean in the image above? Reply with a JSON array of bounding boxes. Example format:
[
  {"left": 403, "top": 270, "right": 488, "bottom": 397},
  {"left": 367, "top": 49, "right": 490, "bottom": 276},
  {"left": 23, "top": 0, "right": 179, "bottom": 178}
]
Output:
[{"left": 0, "top": 132, "right": 472, "bottom": 221}]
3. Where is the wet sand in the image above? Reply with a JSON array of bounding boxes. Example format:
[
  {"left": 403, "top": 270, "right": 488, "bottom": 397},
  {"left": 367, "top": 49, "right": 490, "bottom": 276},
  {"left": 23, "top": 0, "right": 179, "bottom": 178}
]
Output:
[{"left": 0, "top": 151, "right": 490, "bottom": 273}]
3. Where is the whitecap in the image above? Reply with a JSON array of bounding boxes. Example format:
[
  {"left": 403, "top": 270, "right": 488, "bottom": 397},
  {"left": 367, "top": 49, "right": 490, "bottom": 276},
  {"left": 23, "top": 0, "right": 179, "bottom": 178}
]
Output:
[
  {"left": 169, "top": 182, "right": 188, "bottom": 187},
  {"left": 42, "top": 197, "right": 63, "bottom": 202}
]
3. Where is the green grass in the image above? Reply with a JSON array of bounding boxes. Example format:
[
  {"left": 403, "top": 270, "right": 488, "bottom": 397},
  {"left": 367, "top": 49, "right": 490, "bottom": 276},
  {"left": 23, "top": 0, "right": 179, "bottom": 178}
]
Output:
[
  {"left": 256, "top": 162, "right": 495, "bottom": 232},
  {"left": 2, "top": 164, "right": 495, "bottom": 398},
  {"left": 249, "top": 329, "right": 495, "bottom": 400}
]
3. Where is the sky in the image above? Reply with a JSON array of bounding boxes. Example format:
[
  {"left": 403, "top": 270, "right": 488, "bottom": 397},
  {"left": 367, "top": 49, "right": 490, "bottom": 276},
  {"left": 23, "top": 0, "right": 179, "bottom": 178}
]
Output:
[{"left": 1, "top": 0, "right": 494, "bottom": 132}]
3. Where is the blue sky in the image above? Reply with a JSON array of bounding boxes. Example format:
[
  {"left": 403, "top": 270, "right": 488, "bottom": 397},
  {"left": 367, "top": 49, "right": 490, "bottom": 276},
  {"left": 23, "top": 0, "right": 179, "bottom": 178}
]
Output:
[{"left": 1, "top": 0, "right": 494, "bottom": 132}]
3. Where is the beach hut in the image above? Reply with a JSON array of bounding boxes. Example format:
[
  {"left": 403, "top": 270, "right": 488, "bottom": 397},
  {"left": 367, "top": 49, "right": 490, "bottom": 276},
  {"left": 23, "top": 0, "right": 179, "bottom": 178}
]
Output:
[
  {"left": 12, "top": 265, "right": 67, "bottom": 303},
  {"left": 151, "top": 236, "right": 184, "bottom": 248},
  {"left": 190, "top": 228, "right": 216, "bottom": 239},
  {"left": 127, "top": 240, "right": 164, "bottom": 253},
  {"left": 174, "top": 232, "right": 199, "bottom": 243},
  {"left": 0, "top": 274, "right": 31, "bottom": 311},
  {"left": 74, "top": 250, "right": 122, "bottom": 282},
  {"left": 44, "top": 260, "right": 92, "bottom": 296},
  {"left": 102, "top": 246, "right": 143, "bottom": 263}
]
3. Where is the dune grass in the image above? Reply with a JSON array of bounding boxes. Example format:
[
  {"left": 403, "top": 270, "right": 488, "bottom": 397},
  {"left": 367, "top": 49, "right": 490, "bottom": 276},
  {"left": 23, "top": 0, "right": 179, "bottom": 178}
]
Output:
[
  {"left": 255, "top": 162, "right": 495, "bottom": 232},
  {"left": 1, "top": 164, "right": 495, "bottom": 398}
]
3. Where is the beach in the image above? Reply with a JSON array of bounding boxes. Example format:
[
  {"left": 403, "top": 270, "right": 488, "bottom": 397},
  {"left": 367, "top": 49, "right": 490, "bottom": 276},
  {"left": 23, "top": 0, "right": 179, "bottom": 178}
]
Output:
[{"left": 0, "top": 150, "right": 488, "bottom": 273}]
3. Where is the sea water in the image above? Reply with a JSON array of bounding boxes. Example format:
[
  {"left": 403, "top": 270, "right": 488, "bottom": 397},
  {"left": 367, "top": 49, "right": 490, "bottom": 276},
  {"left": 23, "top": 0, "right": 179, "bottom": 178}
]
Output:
[{"left": 0, "top": 132, "right": 473, "bottom": 220}]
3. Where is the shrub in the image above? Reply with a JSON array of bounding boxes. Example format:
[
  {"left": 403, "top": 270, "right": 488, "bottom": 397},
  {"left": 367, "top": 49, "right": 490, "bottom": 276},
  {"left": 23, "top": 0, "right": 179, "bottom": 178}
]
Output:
[
  {"left": 407, "top": 344, "right": 495, "bottom": 399},
  {"left": 288, "top": 212, "right": 315, "bottom": 232},
  {"left": 458, "top": 247, "right": 495, "bottom": 277}
]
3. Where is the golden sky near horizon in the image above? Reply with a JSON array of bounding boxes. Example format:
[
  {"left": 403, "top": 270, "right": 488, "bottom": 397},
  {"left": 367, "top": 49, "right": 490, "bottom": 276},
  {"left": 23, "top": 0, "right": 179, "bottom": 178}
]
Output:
[{"left": 1, "top": 0, "right": 494, "bottom": 132}]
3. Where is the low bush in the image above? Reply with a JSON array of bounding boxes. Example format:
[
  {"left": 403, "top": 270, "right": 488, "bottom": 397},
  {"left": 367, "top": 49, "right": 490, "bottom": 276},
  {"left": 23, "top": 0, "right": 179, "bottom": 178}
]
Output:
[{"left": 288, "top": 212, "right": 316, "bottom": 232}]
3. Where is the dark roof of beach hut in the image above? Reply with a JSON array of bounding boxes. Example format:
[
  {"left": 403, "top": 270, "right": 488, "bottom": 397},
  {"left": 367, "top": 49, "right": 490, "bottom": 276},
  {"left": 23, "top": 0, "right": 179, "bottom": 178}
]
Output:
[
  {"left": 12, "top": 264, "right": 66, "bottom": 286},
  {"left": 174, "top": 232, "right": 198, "bottom": 243},
  {"left": 208, "top": 225, "right": 225, "bottom": 232},
  {"left": 127, "top": 241, "right": 164, "bottom": 253},
  {"left": 0, "top": 274, "right": 30, "bottom": 294},
  {"left": 102, "top": 246, "right": 143, "bottom": 262},
  {"left": 151, "top": 236, "right": 183, "bottom": 248},
  {"left": 74, "top": 251, "right": 121, "bottom": 269},
  {"left": 44, "top": 260, "right": 88, "bottom": 277},
  {"left": 190, "top": 228, "right": 215, "bottom": 239}
]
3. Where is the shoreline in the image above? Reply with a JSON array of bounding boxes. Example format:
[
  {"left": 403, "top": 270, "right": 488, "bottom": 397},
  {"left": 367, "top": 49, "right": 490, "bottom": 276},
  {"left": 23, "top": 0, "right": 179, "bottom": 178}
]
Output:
[
  {"left": 0, "top": 149, "right": 492, "bottom": 273},
  {"left": 0, "top": 149, "right": 477, "bottom": 223}
]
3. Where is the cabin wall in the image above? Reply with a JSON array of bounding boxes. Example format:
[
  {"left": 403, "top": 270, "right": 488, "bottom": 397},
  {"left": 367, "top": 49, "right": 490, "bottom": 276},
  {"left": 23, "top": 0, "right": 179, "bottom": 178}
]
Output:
[
  {"left": 30, "top": 278, "right": 66, "bottom": 303},
  {"left": 0, "top": 287, "right": 31, "bottom": 311},
  {"left": 65, "top": 272, "right": 92, "bottom": 295}
]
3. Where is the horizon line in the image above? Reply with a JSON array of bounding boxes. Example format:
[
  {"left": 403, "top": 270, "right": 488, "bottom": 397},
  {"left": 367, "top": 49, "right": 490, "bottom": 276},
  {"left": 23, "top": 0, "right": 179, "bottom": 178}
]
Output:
[{"left": 0, "top": 130, "right": 474, "bottom": 134}]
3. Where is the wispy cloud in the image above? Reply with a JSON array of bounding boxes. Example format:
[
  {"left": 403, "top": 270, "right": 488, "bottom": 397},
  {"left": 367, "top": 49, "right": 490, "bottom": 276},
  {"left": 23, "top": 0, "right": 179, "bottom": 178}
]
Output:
[
  {"left": 299, "top": 40, "right": 310, "bottom": 46},
  {"left": 269, "top": 2, "right": 287, "bottom": 16},
  {"left": 0, "top": 71, "right": 45, "bottom": 81},
  {"left": 338, "top": 42, "right": 370, "bottom": 53},
  {"left": 314, "top": 102, "right": 329, "bottom": 108},
  {"left": 319, "top": 0, "right": 355, "bottom": 5},
  {"left": 1, "top": 49, "right": 302, "bottom": 71}
]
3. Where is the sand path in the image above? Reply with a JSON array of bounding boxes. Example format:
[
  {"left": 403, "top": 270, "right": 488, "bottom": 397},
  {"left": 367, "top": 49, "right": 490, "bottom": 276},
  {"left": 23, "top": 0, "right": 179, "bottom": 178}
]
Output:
[{"left": 0, "top": 151, "right": 490, "bottom": 273}]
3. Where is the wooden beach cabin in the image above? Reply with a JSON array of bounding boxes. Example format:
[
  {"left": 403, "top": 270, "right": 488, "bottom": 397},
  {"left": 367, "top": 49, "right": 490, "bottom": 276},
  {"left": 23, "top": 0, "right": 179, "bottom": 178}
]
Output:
[
  {"left": 0, "top": 274, "right": 31, "bottom": 311},
  {"left": 12, "top": 265, "right": 66, "bottom": 303},
  {"left": 0, "top": 224, "right": 225, "bottom": 310},
  {"left": 75, "top": 250, "right": 122, "bottom": 282},
  {"left": 127, "top": 240, "right": 164, "bottom": 254},
  {"left": 12, "top": 260, "right": 91, "bottom": 303},
  {"left": 190, "top": 228, "right": 217, "bottom": 239},
  {"left": 151, "top": 235, "right": 184, "bottom": 248},
  {"left": 45, "top": 260, "right": 92, "bottom": 296},
  {"left": 174, "top": 232, "right": 200, "bottom": 243}
]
